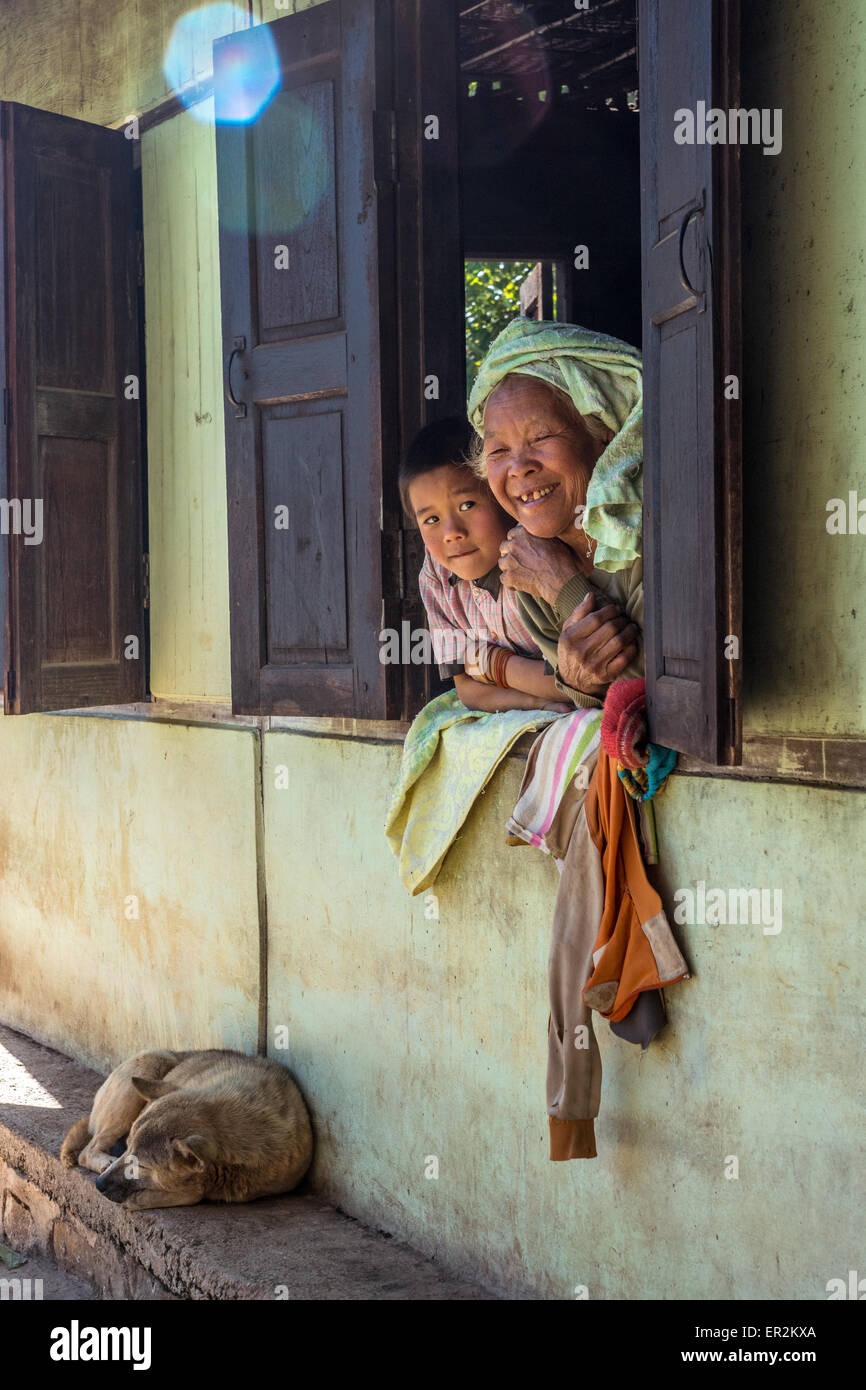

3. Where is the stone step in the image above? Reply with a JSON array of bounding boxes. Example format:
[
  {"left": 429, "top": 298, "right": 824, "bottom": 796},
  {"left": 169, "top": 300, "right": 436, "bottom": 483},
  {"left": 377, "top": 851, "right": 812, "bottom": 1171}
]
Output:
[{"left": 0, "top": 1024, "right": 496, "bottom": 1301}]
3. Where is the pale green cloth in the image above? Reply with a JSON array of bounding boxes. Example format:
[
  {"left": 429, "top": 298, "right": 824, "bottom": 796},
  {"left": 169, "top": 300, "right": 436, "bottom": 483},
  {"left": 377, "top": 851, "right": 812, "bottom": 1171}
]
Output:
[
  {"left": 467, "top": 318, "right": 643, "bottom": 572},
  {"left": 384, "top": 689, "right": 560, "bottom": 895}
]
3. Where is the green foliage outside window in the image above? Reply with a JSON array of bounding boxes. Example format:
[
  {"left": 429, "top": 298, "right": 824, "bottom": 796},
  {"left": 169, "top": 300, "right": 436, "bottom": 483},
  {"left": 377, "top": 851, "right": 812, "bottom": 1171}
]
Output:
[{"left": 464, "top": 260, "right": 536, "bottom": 398}]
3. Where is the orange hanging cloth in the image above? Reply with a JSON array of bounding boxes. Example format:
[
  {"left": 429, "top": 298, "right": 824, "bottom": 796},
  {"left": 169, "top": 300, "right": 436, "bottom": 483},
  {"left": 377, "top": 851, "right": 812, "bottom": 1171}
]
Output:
[{"left": 581, "top": 746, "right": 689, "bottom": 1021}]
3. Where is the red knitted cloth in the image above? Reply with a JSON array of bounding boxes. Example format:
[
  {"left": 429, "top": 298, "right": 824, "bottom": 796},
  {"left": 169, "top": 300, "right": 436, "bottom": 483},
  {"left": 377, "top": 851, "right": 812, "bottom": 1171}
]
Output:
[{"left": 600, "top": 678, "right": 649, "bottom": 771}]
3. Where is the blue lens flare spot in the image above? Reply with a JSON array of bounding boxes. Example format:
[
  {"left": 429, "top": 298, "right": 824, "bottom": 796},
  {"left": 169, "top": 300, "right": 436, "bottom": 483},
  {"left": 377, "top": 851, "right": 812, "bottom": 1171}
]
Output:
[{"left": 164, "top": 5, "right": 281, "bottom": 125}]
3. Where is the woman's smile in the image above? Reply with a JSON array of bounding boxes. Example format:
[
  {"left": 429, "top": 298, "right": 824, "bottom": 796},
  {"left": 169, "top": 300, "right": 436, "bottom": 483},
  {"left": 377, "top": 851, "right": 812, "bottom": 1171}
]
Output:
[
  {"left": 482, "top": 377, "right": 611, "bottom": 543},
  {"left": 513, "top": 482, "right": 559, "bottom": 508}
]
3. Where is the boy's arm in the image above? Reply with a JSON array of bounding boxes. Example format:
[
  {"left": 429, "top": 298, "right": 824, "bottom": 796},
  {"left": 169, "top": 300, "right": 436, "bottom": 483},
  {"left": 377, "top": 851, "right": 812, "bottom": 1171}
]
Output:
[
  {"left": 502, "top": 654, "right": 565, "bottom": 701},
  {"left": 453, "top": 672, "right": 567, "bottom": 714},
  {"left": 463, "top": 647, "right": 567, "bottom": 704}
]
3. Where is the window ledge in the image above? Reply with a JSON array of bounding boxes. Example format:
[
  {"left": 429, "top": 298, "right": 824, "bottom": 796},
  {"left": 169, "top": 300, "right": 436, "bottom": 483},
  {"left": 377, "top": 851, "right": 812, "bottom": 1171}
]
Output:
[
  {"left": 12, "top": 698, "right": 412, "bottom": 743},
  {"left": 678, "top": 733, "right": 866, "bottom": 792},
  {"left": 24, "top": 698, "right": 260, "bottom": 732},
  {"left": 267, "top": 715, "right": 410, "bottom": 743},
  {"left": 6, "top": 697, "right": 865, "bottom": 787}
]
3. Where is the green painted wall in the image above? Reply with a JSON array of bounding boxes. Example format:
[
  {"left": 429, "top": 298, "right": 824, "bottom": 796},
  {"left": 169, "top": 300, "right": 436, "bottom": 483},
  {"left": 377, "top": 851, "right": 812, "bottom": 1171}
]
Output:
[
  {"left": 142, "top": 109, "right": 233, "bottom": 699},
  {"left": 0, "top": 716, "right": 261, "bottom": 1072},
  {"left": 0, "top": 707, "right": 859, "bottom": 1297},
  {"left": 264, "top": 733, "right": 865, "bottom": 1299},
  {"left": 741, "top": 1, "right": 866, "bottom": 735}
]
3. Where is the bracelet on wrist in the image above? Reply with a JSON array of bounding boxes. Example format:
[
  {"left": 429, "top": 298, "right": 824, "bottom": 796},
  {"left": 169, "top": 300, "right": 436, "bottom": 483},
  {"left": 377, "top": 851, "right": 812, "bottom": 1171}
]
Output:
[{"left": 489, "top": 646, "right": 512, "bottom": 689}]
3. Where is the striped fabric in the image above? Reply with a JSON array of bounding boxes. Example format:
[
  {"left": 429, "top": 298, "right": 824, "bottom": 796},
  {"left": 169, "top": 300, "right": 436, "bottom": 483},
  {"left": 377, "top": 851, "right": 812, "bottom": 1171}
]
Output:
[
  {"left": 506, "top": 709, "right": 602, "bottom": 853},
  {"left": 417, "top": 552, "right": 544, "bottom": 677}
]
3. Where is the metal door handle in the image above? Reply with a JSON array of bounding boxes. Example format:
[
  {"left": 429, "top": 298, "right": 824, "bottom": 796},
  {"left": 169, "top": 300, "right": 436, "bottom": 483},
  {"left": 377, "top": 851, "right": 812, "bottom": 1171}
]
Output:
[
  {"left": 678, "top": 207, "right": 704, "bottom": 300},
  {"left": 226, "top": 336, "right": 247, "bottom": 419}
]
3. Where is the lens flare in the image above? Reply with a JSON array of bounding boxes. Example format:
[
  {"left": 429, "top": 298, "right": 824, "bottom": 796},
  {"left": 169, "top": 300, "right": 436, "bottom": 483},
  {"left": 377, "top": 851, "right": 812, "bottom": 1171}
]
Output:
[{"left": 164, "top": 4, "right": 281, "bottom": 125}]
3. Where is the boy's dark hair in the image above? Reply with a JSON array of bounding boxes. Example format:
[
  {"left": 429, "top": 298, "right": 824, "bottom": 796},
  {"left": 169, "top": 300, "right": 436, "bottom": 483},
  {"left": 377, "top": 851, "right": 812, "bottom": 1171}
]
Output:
[{"left": 398, "top": 416, "right": 481, "bottom": 520}]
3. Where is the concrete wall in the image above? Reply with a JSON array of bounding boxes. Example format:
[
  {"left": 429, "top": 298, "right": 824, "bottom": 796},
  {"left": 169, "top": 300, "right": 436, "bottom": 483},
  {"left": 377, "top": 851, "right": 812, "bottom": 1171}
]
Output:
[
  {"left": 0, "top": 0, "right": 252, "bottom": 128},
  {"left": 0, "top": 0, "right": 863, "bottom": 1300},
  {"left": 0, "top": 715, "right": 261, "bottom": 1072},
  {"left": 141, "top": 107, "right": 233, "bottom": 699},
  {"left": 741, "top": 1, "right": 866, "bottom": 735},
  {"left": 265, "top": 734, "right": 865, "bottom": 1299},
  {"left": 0, "top": 708, "right": 860, "bottom": 1298}
]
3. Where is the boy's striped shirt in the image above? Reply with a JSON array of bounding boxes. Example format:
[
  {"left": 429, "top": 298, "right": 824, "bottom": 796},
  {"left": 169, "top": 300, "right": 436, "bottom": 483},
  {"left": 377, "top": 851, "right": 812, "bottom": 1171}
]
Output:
[{"left": 417, "top": 552, "right": 547, "bottom": 678}]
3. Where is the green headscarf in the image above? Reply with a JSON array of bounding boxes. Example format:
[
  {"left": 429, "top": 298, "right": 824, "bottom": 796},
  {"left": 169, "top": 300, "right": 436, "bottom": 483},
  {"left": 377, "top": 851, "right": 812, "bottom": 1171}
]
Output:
[{"left": 467, "top": 318, "right": 643, "bottom": 572}]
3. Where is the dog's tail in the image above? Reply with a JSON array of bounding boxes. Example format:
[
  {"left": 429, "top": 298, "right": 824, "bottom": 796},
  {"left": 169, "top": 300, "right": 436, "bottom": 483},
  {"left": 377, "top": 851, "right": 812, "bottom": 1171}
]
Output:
[{"left": 60, "top": 1117, "right": 91, "bottom": 1168}]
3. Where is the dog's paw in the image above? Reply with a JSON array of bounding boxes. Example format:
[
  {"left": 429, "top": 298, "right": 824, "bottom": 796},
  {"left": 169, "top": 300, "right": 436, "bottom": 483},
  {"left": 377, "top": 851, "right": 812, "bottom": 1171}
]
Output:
[{"left": 84, "top": 1152, "right": 115, "bottom": 1174}]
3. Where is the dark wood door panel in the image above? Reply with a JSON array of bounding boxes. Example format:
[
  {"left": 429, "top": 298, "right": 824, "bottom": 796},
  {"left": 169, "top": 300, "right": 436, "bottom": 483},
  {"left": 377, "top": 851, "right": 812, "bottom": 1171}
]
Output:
[
  {"left": 216, "top": 0, "right": 393, "bottom": 717},
  {"left": 639, "top": 0, "right": 742, "bottom": 764},
  {"left": 1, "top": 101, "right": 146, "bottom": 714}
]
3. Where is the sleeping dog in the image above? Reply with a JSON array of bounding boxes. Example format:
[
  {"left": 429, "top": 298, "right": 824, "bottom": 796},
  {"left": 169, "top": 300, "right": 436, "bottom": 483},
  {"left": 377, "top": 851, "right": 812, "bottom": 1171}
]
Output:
[{"left": 61, "top": 1049, "right": 313, "bottom": 1210}]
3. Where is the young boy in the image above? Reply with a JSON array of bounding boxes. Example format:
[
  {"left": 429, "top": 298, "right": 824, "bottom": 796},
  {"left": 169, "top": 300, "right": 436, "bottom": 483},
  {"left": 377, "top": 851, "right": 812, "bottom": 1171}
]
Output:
[{"left": 400, "top": 418, "right": 570, "bottom": 713}]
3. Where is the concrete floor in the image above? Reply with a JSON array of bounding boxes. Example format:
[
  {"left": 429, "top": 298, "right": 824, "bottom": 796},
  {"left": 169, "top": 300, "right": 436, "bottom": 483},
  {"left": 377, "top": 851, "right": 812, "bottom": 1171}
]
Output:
[
  {"left": 1, "top": 1248, "right": 99, "bottom": 1300},
  {"left": 0, "top": 1024, "right": 500, "bottom": 1300}
]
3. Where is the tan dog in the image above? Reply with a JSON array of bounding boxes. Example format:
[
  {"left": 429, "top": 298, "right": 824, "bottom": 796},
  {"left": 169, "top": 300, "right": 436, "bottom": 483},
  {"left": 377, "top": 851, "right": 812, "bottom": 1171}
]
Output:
[{"left": 61, "top": 1049, "right": 313, "bottom": 1210}]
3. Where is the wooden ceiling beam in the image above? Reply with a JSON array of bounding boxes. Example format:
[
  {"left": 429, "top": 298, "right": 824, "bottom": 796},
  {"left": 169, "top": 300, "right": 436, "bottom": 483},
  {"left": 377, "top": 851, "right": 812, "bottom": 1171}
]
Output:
[{"left": 460, "top": 0, "right": 627, "bottom": 71}]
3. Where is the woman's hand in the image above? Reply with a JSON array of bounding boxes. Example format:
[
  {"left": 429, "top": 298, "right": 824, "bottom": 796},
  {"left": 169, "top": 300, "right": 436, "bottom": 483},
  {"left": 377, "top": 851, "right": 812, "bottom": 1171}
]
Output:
[
  {"left": 557, "top": 591, "right": 640, "bottom": 698},
  {"left": 498, "top": 527, "right": 578, "bottom": 605}
]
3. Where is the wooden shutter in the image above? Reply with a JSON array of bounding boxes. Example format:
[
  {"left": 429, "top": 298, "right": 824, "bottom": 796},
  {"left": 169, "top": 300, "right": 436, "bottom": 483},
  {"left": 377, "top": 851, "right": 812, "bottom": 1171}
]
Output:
[
  {"left": 0, "top": 102, "right": 146, "bottom": 714},
  {"left": 639, "top": 0, "right": 742, "bottom": 764},
  {"left": 215, "top": 1, "right": 389, "bottom": 717},
  {"left": 215, "top": 0, "right": 464, "bottom": 718}
]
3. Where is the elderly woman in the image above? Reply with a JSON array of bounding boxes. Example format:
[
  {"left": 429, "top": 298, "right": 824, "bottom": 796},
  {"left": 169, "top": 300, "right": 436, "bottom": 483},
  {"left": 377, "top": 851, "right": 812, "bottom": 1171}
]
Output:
[
  {"left": 467, "top": 318, "right": 645, "bottom": 708},
  {"left": 467, "top": 318, "right": 662, "bottom": 1163}
]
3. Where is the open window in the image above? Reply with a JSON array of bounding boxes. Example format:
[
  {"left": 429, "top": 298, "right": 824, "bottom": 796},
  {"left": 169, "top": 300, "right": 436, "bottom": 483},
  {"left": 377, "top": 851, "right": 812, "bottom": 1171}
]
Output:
[
  {"left": 0, "top": 102, "right": 147, "bottom": 714},
  {"left": 214, "top": 0, "right": 742, "bottom": 762}
]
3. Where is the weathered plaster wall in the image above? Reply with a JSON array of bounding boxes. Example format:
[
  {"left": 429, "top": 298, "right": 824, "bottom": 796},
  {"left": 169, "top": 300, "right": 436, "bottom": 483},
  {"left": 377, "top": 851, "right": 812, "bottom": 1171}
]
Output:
[
  {"left": 0, "top": 716, "right": 261, "bottom": 1072},
  {"left": 142, "top": 108, "right": 233, "bottom": 699},
  {"left": 741, "top": 0, "right": 866, "bottom": 735},
  {"left": 0, "top": 0, "right": 251, "bottom": 127},
  {"left": 0, "top": 706, "right": 860, "bottom": 1298},
  {"left": 264, "top": 732, "right": 865, "bottom": 1299}
]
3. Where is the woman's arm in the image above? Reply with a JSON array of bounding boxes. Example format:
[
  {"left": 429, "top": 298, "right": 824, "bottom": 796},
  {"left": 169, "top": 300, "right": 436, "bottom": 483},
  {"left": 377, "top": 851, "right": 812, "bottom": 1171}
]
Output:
[
  {"left": 453, "top": 672, "right": 568, "bottom": 714},
  {"left": 514, "top": 563, "right": 644, "bottom": 708},
  {"left": 556, "top": 591, "right": 641, "bottom": 699}
]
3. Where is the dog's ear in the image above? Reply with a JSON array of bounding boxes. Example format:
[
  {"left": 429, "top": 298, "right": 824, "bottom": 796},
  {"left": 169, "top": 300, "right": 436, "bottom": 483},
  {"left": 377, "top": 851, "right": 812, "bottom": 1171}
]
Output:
[
  {"left": 172, "top": 1136, "right": 210, "bottom": 1172},
  {"left": 131, "top": 1076, "right": 177, "bottom": 1102}
]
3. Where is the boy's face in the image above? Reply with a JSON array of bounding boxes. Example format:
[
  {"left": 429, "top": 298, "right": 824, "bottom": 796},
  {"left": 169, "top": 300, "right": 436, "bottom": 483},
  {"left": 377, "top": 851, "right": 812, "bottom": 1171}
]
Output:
[{"left": 408, "top": 465, "right": 509, "bottom": 581}]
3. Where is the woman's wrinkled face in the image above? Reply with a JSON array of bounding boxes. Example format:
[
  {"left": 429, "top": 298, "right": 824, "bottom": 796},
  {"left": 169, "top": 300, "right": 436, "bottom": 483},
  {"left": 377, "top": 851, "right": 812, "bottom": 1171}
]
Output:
[{"left": 481, "top": 376, "right": 611, "bottom": 539}]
